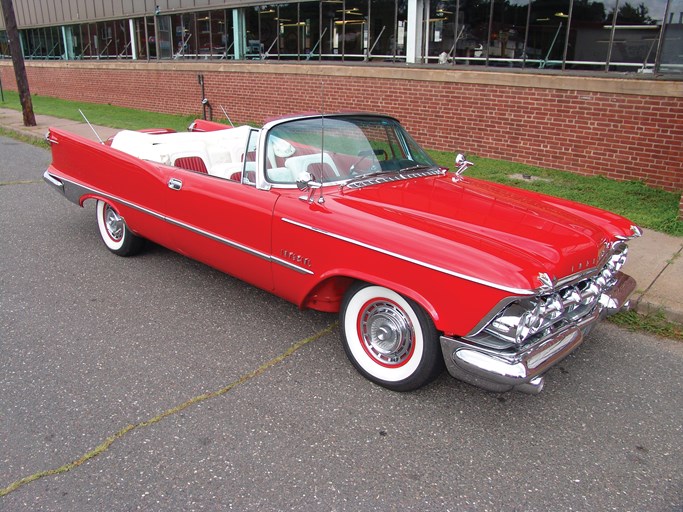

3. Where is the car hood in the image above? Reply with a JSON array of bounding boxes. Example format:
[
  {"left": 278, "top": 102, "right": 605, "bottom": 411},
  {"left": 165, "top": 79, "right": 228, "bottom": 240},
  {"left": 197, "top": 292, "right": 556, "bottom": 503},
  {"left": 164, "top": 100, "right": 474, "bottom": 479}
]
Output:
[{"left": 315, "top": 174, "right": 637, "bottom": 292}]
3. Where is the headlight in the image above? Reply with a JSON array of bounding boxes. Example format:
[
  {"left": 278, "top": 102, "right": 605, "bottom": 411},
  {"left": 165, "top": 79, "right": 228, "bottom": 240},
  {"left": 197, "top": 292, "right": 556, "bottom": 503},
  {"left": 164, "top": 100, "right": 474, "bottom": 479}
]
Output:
[
  {"left": 516, "top": 309, "right": 541, "bottom": 344},
  {"left": 489, "top": 303, "right": 531, "bottom": 342},
  {"left": 482, "top": 243, "right": 630, "bottom": 346},
  {"left": 486, "top": 294, "right": 564, "bottom": 345},
  {"left": 606, "top": 244, "right": 628, "bottom": 273}
]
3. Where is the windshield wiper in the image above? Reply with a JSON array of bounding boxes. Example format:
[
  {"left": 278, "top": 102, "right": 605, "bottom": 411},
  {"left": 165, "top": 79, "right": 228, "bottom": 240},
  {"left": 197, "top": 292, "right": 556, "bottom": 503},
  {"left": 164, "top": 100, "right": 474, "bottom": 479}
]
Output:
[
  {"left": 342, "top": 164, "right": 438, "bottom": 189},
  {"left": 351, "top": 163, "right": 432, "bottom": 180},
  {"left": 397, "top": 164, "right": 432, "bottom": 173}
]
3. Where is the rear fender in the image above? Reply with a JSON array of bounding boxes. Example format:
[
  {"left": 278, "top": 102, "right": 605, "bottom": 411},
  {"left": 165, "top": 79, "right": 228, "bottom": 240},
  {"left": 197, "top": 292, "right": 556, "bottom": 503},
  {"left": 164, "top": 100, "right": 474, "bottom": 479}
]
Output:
[
  {"left": 78, "top": 192, "right": 108, "bottom": 208},
  {"left": 44, "top": 169, "right": 110, "bottom": 209},
  {"left": 73, "top": 189, "right": 141, "bottom": 236}
]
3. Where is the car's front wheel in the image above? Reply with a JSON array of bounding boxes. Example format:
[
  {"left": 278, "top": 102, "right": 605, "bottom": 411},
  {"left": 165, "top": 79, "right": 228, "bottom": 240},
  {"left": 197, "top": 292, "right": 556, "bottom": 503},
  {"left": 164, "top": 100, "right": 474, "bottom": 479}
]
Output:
[
  {"left": 340, "top": 282, "right": 443, "bottom": 391},
  {"left": 96, "top": 200, "right": 144, "bottom": 256}
]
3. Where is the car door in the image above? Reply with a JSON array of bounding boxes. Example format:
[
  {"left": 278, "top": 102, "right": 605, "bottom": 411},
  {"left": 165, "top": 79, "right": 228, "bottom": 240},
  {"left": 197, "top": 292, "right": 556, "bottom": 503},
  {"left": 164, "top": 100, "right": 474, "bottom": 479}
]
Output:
[{"left": 158, "top": 130, "right": 277, "bottom": 292}]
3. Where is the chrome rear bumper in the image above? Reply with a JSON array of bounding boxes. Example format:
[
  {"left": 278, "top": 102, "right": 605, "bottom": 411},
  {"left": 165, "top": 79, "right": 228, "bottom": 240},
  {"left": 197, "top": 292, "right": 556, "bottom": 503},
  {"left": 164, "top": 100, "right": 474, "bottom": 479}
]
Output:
[{"left": 440, "top": 272, "right": 636, "bottom": 394}]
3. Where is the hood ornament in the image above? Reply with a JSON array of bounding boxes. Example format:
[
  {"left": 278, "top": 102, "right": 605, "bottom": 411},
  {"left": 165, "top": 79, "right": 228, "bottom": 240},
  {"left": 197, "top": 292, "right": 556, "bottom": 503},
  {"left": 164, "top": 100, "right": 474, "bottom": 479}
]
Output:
[{"left": 538, "top": 272, "right": 555, "bottom": 290}]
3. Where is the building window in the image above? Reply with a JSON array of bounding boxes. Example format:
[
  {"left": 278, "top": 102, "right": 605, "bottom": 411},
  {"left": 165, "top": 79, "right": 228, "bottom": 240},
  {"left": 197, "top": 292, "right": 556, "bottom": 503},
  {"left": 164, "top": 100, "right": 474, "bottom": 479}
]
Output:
[
  {"left": 417, "top": 0, "right": 676, "bottom": 71},
  {"left": 1, "top": 30, "right": 10, "bottom": 59},
  {"left": 6, "top": 0, "right": 681, "bottom": 73},
  {"left": 658, "top": 0, "right": 683, "bottom": 72},
  {"left": 21, "top": 26, "right": 64, "bottom": 59}
]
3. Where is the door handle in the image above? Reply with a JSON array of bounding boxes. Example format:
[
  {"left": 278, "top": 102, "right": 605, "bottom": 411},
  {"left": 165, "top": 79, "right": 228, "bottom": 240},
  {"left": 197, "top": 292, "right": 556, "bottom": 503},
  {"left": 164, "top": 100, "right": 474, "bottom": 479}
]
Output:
[{"left": 168, "top": 178, "right": 183, "bottom": 190}]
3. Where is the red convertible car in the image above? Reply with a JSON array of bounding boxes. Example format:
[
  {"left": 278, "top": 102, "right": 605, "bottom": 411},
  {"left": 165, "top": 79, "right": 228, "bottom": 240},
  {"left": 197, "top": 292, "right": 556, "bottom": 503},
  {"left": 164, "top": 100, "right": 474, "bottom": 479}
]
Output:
[{"left": 43, "top": 113, "right": 641, "bottom": 394}]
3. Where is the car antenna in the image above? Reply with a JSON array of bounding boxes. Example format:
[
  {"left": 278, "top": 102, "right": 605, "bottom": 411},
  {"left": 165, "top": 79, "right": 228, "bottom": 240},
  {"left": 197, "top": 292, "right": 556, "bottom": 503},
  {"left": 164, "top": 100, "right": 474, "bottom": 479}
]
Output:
[
  {"left": 78, "top": 109, "right": 104, "bottom": 144},
  {"left": 317, "top": 79, "right": 326, "bottom": 204},
  {"left": 219, "top": 105, "right": 235, "bottom": 127}
]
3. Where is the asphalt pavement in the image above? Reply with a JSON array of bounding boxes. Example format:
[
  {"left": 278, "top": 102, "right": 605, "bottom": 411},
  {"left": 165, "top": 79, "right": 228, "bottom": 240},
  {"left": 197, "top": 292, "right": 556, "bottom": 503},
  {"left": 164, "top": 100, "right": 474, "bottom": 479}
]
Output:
[
  {"left": 1, "top": 129, "right": 682, "bottom": 510},
  {"left": 2, "top": 106, "right": 681, "bottom": 323},
  {"left": 0, "top": 137, "right": 683, "bottom": 512}
]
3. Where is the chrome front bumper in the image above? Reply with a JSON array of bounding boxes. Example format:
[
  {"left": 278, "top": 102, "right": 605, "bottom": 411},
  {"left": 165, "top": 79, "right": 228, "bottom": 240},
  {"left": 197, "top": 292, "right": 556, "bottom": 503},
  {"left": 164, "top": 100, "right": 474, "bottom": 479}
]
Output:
[{"left": 440, "top": 272, "right": 636, "bottom": 394}]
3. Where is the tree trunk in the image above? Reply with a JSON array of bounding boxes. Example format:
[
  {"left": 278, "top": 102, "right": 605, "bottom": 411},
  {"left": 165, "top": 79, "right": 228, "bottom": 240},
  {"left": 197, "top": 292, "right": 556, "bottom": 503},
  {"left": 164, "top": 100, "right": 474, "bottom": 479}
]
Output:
[{"left": 1, "top": 0, "right": 36, "bottom": 126}]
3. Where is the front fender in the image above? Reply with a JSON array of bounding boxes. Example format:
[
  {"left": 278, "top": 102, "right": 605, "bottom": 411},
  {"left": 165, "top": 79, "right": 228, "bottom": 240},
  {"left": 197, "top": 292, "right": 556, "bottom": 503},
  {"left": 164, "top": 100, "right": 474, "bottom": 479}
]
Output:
[{"left": 301, "top": 268, "right": 442, "bottom": 324}]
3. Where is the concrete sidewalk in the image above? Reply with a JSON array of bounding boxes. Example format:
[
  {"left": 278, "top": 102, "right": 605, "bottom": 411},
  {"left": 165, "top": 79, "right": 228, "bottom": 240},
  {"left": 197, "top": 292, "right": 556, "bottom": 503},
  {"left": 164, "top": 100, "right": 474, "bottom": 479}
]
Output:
[
  {"left": 2, "top": 106, "right": 682, "bottom": 323},
  {"left": 625, "top": 230, "right": 683, "bottom": 323},
  {"left": 0, "top": 106, "right": 121, "bottom": 142}
]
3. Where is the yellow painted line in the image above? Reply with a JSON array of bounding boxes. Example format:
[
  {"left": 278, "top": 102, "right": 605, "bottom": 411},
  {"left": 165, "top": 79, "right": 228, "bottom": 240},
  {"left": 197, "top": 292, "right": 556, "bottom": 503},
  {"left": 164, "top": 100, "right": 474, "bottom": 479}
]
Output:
[
  {"left": 0, "top": 322, "right": 337, "bottom": 497},
  {"left": 0, "top": 180, "right": 43, "bottom": 186}
]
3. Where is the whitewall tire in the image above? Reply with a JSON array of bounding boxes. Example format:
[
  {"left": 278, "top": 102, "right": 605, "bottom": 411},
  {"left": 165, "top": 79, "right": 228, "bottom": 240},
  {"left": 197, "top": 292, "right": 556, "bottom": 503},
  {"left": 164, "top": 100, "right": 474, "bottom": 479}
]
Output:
[
  {"left": 340, "top": 282, "right": 443, "bottom": 391},
  {"left": 96, "top": 200, "right": 144, "bottom": 256}
]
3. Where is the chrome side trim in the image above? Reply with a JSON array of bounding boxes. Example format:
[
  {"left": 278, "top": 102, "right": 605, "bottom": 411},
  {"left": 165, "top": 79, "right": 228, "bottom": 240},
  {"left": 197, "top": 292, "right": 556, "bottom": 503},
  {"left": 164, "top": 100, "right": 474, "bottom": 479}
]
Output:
[
  {"left": 163, "top": 216, "right": 272, "bottom": 263},
  {"left": 45, "top": 131, "right": 59, "bottom": 145},
  {"left": 44, "top": 172, "right": 313, "bottom": 276},
  {"left": 43, "top": 170, "right": 64, "bottom": 190},
  {"left": 45, "top": 170, "right": 91, "bottom": 205},
  {"left": 281, "top": 217, "right": 536, "bottom": 296},
  {"left": 271, "top": 255, "right": 315, "bottom": 275},
  {"left": 616, "top": 225, "right": 643, "bottom": 240}
]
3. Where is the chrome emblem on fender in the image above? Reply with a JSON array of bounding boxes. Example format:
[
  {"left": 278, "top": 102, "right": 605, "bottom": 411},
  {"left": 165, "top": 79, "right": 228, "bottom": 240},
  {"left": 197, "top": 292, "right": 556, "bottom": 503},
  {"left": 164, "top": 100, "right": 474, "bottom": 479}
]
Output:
[{"left": 281, "top": 249, "right": 312, "bottom": 268}]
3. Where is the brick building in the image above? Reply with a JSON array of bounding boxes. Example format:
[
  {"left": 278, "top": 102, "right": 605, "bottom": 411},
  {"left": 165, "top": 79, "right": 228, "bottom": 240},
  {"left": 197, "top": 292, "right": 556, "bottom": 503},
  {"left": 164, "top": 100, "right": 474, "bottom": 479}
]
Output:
[{"left": 1, "top": 1, "right": 682, "bottom": 216}]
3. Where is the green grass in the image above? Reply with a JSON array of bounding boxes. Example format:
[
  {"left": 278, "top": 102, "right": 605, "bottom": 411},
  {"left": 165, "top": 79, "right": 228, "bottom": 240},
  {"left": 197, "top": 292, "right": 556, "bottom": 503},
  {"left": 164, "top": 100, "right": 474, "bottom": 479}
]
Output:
[
  {"left": 428, "top": 151, "right": 683, "bottom": 237},
  {"left": 0, "top": 125, "right": 49, "bottom": 148},
  {"left": 609, "top": 310, "right": 683, "bottom": 341},
  {"left": 2, "top": 90, "right": 682, "bottom": 236},
  {"left": 1, "top": 90, "right": 201, "bottom": 132}
]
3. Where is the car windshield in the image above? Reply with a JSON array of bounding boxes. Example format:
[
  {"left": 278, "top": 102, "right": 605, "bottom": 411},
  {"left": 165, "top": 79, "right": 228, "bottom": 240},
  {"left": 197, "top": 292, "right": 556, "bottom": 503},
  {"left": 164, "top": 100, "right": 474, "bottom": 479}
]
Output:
[{"left": 264, "top": 116, "right": 436, "bottom": 185}]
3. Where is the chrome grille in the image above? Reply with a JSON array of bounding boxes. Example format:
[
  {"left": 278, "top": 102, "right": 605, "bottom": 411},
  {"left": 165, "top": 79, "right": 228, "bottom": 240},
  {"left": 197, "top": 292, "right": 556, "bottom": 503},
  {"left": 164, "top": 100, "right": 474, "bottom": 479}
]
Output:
[{"left": 479, "top": 242, "right": 629, "bottom": 347}]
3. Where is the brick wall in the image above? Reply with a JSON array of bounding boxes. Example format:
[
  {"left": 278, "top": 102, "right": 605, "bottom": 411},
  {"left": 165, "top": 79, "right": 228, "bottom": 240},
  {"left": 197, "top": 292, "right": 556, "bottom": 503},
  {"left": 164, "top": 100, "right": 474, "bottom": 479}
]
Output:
[{"left": 2, "top": 61, "right": 682, "bottom": 216}]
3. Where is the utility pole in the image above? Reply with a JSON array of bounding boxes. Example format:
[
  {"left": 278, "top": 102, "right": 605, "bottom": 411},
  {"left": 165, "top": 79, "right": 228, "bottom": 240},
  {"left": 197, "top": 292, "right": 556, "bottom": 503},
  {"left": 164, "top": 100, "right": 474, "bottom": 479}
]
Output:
[{"left": 1, "top": 0, "right": 36, "bottom": 126}]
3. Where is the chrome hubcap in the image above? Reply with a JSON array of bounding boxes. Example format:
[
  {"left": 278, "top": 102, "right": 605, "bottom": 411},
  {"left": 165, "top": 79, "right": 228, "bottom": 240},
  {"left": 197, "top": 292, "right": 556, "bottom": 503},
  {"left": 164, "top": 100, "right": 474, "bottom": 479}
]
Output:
[
  {"left": 104, "top": 205, "right": 123, "bottom": 241},
  {"left": 359, "top": 300, "right": 414, "bottom": 366}
]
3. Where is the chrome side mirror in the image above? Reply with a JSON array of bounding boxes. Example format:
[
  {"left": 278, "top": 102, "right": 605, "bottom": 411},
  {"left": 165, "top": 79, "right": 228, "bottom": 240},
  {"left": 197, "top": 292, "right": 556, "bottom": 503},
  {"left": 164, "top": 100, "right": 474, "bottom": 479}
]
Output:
[
  {"left": 454, "top": 153, "right": 474, "bottom": 177},
  {"left": 296, "top": 171, "right": 325, "bottom": 204},
  {"left": 296, "top": 171, "right": 314, "bottom": 191}
]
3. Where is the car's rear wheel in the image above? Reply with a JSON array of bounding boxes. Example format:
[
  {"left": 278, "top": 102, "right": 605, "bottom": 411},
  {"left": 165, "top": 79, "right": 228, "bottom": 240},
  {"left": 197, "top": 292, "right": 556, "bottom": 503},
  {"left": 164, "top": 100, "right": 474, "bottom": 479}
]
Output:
[
  {"left": 96, "top": 200, "right": 144, "bottom": 256},
  {"left": 340, "top": 282, "right": 443, "bottom": 391}
]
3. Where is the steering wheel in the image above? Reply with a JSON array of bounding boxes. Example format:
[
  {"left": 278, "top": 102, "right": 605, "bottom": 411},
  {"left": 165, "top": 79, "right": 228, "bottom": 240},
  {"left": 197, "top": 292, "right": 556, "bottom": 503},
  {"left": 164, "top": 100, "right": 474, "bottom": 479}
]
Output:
[{"left": 349, "top": 149, "right": 388, "bottom": 175}]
